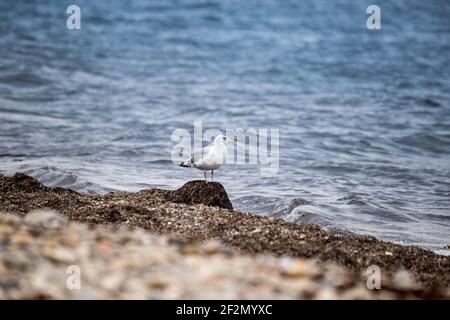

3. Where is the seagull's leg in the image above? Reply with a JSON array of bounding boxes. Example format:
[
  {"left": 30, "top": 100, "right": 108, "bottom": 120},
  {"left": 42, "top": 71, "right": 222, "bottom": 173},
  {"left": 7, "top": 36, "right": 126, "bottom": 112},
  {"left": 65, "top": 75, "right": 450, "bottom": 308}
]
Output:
[
  {"left": 204, "top": 170, "right": 207, "bottom": 183},
  {"left": 211, "top": 170, "right": 214, "bottom": 181}
]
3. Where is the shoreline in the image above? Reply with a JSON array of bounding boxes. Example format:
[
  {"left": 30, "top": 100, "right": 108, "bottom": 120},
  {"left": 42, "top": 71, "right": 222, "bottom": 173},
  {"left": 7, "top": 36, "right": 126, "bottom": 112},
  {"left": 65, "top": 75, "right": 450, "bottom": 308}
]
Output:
[{"left": 0, "top": 173, "right": 449, "bottom": 298}]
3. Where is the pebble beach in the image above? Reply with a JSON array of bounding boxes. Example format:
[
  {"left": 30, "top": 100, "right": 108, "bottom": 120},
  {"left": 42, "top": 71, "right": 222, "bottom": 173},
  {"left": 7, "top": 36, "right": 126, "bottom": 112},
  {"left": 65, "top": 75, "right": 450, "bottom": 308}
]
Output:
[{"left": 0, "top": 173, "right": 449, "bottom": 299}]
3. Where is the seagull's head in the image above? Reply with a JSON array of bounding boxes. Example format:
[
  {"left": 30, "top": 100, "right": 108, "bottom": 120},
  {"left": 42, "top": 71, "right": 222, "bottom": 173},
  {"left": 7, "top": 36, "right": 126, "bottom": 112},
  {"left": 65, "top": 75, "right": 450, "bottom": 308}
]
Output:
[{"left": 214, "top": 135, "right": 236, "bottom": 145}]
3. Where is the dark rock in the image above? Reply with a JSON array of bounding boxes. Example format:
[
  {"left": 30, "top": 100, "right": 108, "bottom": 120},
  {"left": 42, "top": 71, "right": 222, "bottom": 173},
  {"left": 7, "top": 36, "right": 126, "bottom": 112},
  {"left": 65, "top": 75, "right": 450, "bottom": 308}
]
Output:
[
  {"left": 166, "top": 180, "right": 233, "bottom": 210},
  {"left": 106, "top": 209, "right": 122, "bottom": 222},
  {"left": 0, "top": 173, "right": 47, "bottom": 193}
]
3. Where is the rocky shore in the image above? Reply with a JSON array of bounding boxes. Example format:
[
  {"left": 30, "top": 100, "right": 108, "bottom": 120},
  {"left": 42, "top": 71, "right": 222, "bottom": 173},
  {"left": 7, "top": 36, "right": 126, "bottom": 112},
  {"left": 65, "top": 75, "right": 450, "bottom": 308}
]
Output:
[{"left": 0, "top": 173, "right": 449, "bottom": 299}]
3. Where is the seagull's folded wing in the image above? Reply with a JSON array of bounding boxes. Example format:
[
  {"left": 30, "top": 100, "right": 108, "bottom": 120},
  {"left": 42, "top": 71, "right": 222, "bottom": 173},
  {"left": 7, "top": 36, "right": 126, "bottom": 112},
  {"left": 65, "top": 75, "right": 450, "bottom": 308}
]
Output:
[{"left": 191, "top": 145, "right": 212, "bottom": 164}]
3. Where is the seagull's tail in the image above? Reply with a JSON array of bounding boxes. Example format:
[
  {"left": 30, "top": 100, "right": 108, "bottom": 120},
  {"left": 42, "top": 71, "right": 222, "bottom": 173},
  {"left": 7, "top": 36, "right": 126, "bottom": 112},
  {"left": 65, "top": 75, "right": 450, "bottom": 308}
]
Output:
[{"left": 179, "top": 161, "right": 191, "bottom": 168}]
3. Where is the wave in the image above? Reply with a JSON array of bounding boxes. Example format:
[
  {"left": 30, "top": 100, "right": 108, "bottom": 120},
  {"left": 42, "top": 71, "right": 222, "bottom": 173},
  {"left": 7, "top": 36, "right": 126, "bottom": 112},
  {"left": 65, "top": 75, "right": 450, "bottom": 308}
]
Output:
[
  {"left": 0, "top": 72, "right": 51, "bottom": 87},
  {"left": 394, "top": 132, "right": 450, "bottom": 154}
]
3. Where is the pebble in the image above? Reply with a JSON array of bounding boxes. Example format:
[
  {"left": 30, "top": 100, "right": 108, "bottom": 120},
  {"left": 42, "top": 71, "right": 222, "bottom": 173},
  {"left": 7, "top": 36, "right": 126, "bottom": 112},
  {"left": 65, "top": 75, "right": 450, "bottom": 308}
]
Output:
[
  {"left": 13, "top": 227, "right": 37, "bottom": 244},
  {"left": 0, "top": 213, "right": 22, "bottom": 226},
  {"left": 200, "top": 240, "right": 228, "bottom": 255},
  {"left": 43, "top": 246, "right": 76, "bottom": 264},
  {"left": 0, "top": 261, "right": 8, "bottom": 276},
  {"left": 315, "top": 288, "right": 338, "bottom": 300},
  {"left": 341, "top": 285, "right": 373, "bottom": 300},
  {"left": 279, "top": 258, "right": 318, "bottom": 278},
  {"left": 24, "top": 210, "right": 68, "bottom": 229},
  {"left": 393, "top": 270, "right": 415, "bottom": 290},
  {"left": 0, "top": 224, "right": 15, "bottom": 236}
]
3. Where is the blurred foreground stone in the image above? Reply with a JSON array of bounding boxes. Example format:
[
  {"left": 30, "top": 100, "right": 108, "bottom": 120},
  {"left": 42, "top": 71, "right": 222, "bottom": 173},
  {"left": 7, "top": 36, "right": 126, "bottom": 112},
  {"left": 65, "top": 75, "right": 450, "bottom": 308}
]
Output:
[{"left": 0, "top": 211, "right": 448, "bottom": 299}]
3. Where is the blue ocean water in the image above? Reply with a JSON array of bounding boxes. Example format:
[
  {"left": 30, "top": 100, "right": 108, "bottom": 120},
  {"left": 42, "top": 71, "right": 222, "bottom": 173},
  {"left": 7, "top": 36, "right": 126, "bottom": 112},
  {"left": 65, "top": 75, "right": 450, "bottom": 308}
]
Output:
[{"left": 0, "top": 0, "right": 449, "bottom": 253}]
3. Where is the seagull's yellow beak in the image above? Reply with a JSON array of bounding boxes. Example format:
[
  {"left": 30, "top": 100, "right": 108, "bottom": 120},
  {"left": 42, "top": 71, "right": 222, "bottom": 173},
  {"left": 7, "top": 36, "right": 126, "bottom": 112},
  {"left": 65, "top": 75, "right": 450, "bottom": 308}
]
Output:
[{"left": 227, "top": 138, "right": 237, "bottom": 144}]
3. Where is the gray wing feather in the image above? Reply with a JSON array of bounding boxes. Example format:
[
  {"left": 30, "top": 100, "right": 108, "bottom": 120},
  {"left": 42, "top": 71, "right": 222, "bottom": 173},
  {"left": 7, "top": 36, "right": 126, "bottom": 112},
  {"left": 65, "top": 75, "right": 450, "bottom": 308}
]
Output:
[
  {"left": 180, "top": 145, "right": 212, "bottom": 167},
  {"left": 190, "top": 145, "right": 211, "bottom": 164}
]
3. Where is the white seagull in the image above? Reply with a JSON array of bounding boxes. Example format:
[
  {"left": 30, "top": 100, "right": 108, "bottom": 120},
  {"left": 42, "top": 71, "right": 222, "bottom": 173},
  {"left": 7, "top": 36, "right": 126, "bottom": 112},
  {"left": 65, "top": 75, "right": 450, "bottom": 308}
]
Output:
[{"left": 179, "top": 135, "right": 236, "bottom": 182}]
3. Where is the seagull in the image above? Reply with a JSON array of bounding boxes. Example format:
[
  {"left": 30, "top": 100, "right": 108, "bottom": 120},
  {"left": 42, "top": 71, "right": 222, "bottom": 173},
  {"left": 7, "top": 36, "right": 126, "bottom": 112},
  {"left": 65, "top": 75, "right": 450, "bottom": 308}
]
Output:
[{"left": 179, "top": 135, "right": 236, "bottom": 182}]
